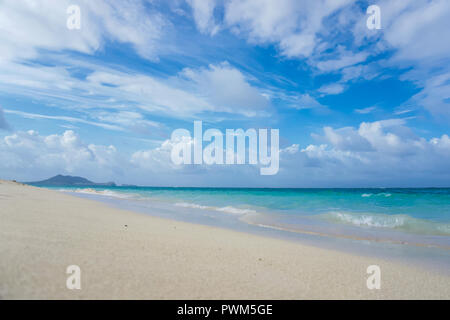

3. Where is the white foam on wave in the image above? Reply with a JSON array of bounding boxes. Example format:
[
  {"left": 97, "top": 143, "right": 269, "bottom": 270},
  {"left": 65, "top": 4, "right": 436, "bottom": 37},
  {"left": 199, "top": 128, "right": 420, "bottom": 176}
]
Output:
[
  {"left": 175, "top": 202, "right": 210, "bottom": 210},
  {"left": 174, "top": 202, "right": 256, "bottom": 216},
  {"left": 215, "top": 206, "right": 256, "bottom": 215},
  {"left": 319, "top": 211, "right": 450, "bottom": 235},
  {"left": 361, "top": 193, "right": 391, "bottom": 198},
  {"left": 325, "top": 211, "right": 405, "bottom": 228},
  {"left": 59, "top": 188, "right": 135, "bottom": 199}
]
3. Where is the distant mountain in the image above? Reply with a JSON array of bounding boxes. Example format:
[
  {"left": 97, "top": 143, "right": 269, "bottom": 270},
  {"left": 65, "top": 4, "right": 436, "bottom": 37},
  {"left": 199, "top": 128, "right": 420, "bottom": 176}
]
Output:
[{"left": 25, "top": 175, "right": 116, "bottom": 187}]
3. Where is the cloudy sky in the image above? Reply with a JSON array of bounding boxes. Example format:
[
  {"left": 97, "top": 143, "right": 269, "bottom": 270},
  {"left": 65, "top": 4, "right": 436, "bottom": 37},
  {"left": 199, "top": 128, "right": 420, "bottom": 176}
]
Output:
[{"left": 0, "top": 0, "right": 449, "bottom": 187}]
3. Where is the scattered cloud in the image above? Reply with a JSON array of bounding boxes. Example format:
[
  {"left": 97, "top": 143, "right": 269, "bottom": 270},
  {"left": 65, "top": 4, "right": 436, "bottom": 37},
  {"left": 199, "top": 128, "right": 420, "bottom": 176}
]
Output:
[
  {"left": 280, "top": 120, "right": 450, "bottom": 186},
  {"left": 186, "top": 0, "right": 220, "bottom": 35},
  {"left": 2, "top": 119, "right": 448, "bottom": 186},
  {"left": 4, "top": 109, "right": 124, "bottom": 131},
  {"left": 0, "top": 59, "right": 271, "bottom": 123},
  {"left": 318, "top": 83, "right": 345, "bottom": 95},
  {"left": 289, "top": 94, "right": 325, "bottom": 110},
  {"left": 0, "top": 130, "right": 122, "bottom": 182},
  {"left": 400, "top": 70, "right": 450, "bottom": 118},
  {"left": 0, "top": 0, "right": 167, "bottom": 62},
  {"left": 366, "top": 0, "right": 450, "bottom": 119},
  {"left": 316, "top": 49, "right": 368, "bottom": 73},
  {"left": 380, "top": 0, "right": 450, "bottom": 63},
  {"left": 393, "top": 109, "right": 414, "bottom": 116},
  {"left": 180, "top": 62, "right": 270, "bottom": 116},
  {"left": 354, "top": 106, "right": 377, "bottom": 114},
  {"left": 224, "top": 0, "right": 354, "bottom": 58}
]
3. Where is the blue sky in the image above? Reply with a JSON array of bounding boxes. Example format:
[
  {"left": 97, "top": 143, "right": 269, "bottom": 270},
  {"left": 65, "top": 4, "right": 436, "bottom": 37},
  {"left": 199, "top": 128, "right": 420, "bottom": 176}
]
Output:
[{"left": 0, "top": 0, "right": 449, "bottom": 187}]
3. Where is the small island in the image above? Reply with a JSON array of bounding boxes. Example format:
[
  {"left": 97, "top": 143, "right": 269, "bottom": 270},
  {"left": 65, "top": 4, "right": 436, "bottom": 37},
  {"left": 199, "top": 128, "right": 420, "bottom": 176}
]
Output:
[{"left": 25, "top": 174, "right": 116, "bottom": 187}]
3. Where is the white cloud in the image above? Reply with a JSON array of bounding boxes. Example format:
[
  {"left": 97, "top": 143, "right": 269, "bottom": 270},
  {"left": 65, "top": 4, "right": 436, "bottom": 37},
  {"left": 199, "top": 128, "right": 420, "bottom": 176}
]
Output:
[
  {"left": 4, "top": 109, "right": 124, "bottom": 131},
  {"left": 131, "top": 137, "right": 189, "bottom": 172},
  {"left": 215, "top": 0, "right": 448, "bottom": 119},
  {"left": 288, "top": 94, "right": 324, "bottom": 110},
  {"left": 93, "top": 111, "right": 161, "bottom": 135},
  {"left": 340, "top": 64, "right": 380, "bottom": 82},
  {"left": 0, "top": 0, "right": 166, "bottom": 62},
  {"left": 6, "top": 108, "right": 162, "bottom": 135},
  {"left": 321, "top": 126, "right": 374, "bottom": 152},
  {"left": 318, "top": 83, "right": 345, "bottom": 95},
  {"left": 186, "top": 0, "right": 219, "bottom": 35},
  {"left": 316, "top": 49, "right": 368, "bottom": 72},
  {"left": 1, "top": 123, "right": 449, "bottom": 187},
  {"left": 0, "top": 1, "right": 448, "bottom": 187},
  {"left": 291, "top": 120, "right": 450, "bottom": 185},
  {"left": 0, "top": 130, "right": 122, "bottom": 182},
  {"left": 380, "top": 0, "right": 450, "bottom": 63},
  {"left": 401, "top": 70, "right": 450, "bottom": 118},
  {"left": 2, "top": 0, "right": 448, "bottom": 122},
  {"left": 354, "top": 106, "right": 377, "bottom": 114},
  {"left": 180, "top": 62, "right": 270, "bottom": 116},
  {"left": 86, "top": 70, "right": 215, "bottom": 116},
  {"left": 256, "top": 133, "right": 447, "bottom": 187},
  {"left": 0, "top": 58, "right": 270, "bottom": 123},
  {"left": 280, "top": 144, "right": 299, "bottom": 154},
  {"left": 224, "top": 0, "right": 353, "bottom": 58},
  {"left": 86, "top": 61, "right": 270, "bottom": 118},
  {"left": 355, "top": 0, "right": 450, "bottom": 119},
  {"left": 0, "top": 129, "right": 185, "bottom": 184}
]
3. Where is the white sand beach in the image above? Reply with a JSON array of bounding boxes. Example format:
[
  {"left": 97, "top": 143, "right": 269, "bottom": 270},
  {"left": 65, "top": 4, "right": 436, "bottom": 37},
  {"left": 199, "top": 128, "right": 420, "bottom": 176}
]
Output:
[{"left": 0, "top": 180, "right": 449, "bottom": 299}]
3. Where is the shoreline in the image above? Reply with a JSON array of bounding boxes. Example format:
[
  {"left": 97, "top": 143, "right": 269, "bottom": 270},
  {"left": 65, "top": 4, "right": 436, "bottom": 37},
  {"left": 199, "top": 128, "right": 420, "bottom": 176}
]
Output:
[
  {"left": 1, "top": 180, "right": 449, "bottom": 299},
  {"left": 66, "top": 189, "right": 450, "bottom": 274}
]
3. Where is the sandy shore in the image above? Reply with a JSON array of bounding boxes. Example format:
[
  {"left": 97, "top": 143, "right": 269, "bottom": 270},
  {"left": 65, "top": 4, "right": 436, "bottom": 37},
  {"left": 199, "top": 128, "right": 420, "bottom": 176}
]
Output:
[{"left": 0, "top": 180, "right": 449, "bottom": 299}]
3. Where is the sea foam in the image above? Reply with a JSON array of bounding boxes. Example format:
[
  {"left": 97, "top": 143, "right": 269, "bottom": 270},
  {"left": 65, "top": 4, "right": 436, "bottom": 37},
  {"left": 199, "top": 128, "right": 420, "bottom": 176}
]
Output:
[
  {"left": 175, "top": 202, "right": 256, "bottom": 215},
  {"left": 60, "top": 188, "right": 136, "bottom": 199},
  {"left": 319, "top": 211, "right": 450, "bottom": 236}
]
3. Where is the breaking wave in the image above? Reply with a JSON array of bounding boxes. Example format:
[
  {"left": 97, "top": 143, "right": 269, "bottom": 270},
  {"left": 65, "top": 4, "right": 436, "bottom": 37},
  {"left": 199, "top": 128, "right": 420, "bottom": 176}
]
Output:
[
  {"left": 215, "top": 206, "right": 257, "bottom": 215},
  {"left": 361, "top": 193, "right": 391, "bottom": 197},
  {"left": 175, "top": 202, "right": 256, "bottom": 215},
  {"left": 59, "top": 188, "right": 136, "bottom": 199},
  {"left": 175, "top": 202, "right": 210, "bottom": 210},
  {"left": 319, "top": 211, "right": 450, "bottom": 236}
]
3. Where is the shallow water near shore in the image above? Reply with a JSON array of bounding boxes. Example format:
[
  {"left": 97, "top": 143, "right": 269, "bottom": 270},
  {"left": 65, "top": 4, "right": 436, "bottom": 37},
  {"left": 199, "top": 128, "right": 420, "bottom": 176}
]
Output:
[{"left": 49, "top": 186, "right": 450, "bottom": 274}]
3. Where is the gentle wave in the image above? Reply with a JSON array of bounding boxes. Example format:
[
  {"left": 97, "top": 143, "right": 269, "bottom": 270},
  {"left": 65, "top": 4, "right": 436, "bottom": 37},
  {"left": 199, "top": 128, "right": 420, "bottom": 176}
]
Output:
[
  {"left": 175, "top": 202, "right": 210, "bottom": 210},
  {"left": 215, "top": 206, "right": 257, "bottom": 215},
  {"left": 361, "top": 193, "right": 391, "bottom": 197},
  {"left": 59, "top": 188, "right": 136, "bottom": 199},
  {"left": 319, "top": 211, "right": 450, "bottom": 236},
  {"left": 175, "top": 202, "right": 256, "bottom": 215}
]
